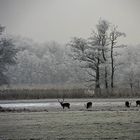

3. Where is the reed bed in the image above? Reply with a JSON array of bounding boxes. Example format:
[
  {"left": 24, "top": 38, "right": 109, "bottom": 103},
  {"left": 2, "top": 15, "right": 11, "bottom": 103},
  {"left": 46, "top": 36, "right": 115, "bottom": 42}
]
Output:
[{"left": 0, "top": 88, "right": 139, "bottom": 100}]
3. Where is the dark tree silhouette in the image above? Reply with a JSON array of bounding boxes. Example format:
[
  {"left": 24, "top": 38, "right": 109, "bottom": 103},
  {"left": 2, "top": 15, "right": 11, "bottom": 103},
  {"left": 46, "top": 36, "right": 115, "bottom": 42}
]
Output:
[{"left": 109, "top": 26, "right": 126, "bottom": 88}]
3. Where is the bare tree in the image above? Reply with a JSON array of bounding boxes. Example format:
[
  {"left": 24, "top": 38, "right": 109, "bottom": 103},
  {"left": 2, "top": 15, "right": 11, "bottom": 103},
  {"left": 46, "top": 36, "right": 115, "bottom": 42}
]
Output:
[
  {"left": 69, "top": 37, "right": 103, "bottom": 94},
  {"left": 109, "top": 26, "right": 126, "bottom": 88},
  {"left": 69, "top": 20, "right": 126, "bottom": 96},
  {"left": 95, "top": 19, "right": 110, "bottom": 88},
  {"left": 69, "top": 20, "right": 110, "bottom": 93}
]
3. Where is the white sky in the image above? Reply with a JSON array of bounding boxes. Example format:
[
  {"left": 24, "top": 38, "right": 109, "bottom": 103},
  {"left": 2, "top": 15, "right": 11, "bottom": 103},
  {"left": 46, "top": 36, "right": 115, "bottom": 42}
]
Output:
[{"left": 0, "top": 0, "right": 140, "bottom": 45}]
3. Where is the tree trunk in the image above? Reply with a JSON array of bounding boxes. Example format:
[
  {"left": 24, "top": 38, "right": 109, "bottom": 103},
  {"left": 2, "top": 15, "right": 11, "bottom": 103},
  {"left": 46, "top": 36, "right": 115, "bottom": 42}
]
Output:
[
  {"left": 96, "top": 65, "right": 100, "bottom": 89},
  {"left": 95, "top": 57, "right": 101, "bottom": 96},
  {"left": 111, "top": 70, "right": 114, "bottom": 88},
  {"left": 111, "top": 41, "right": 114, "bottom": 88},
  {"left": 105, "top": 66, "right": 108, "bottom": 88},
  {"left": 102, "top": 45, "right": 108, "bottom": 89},
  {"left": 96, "top": 49, "right": 100, "bottom": 89},
  {"left": 130, "top": 81, "right": 133, "bottom": 89}
]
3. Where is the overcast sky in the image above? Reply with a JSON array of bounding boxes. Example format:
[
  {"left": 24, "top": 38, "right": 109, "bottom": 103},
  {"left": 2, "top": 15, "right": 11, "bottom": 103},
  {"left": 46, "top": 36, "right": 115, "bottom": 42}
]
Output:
[{"left": 0, "top": 0, "right": 140, "bottom": 45}]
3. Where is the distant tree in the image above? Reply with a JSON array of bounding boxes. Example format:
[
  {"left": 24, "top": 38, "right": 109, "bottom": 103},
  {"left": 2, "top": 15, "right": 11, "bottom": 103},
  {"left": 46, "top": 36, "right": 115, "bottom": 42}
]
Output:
[
  {"left": 69, "top": 37, "right": 103, "bottom": 95},
  {"left": 109, "top": 26, "right": 126, "bottom": 88},
  {"left": 0, "top": 25, "right": 17, "bottom": 86},
  {"left": 90, "top": 19, "right": 110, "bottom": 89},
  {"left": 69, "top": 19, "right": 126, "bottom": 95},
  {"left": 69, "top": 20, "right": 110, "bottom": 92},
  {"left": 122, "top": 45, "right": 140, "bottom": 90}
]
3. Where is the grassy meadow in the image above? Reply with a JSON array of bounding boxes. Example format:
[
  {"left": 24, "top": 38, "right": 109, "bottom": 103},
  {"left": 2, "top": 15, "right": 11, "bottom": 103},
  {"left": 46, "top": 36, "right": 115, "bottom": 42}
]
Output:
[
  {"left": 0, "top": 98, "right": 140, "bottom": 139},
  {"left": 0, "top": 110, "right": 140, "bottom": 140}
]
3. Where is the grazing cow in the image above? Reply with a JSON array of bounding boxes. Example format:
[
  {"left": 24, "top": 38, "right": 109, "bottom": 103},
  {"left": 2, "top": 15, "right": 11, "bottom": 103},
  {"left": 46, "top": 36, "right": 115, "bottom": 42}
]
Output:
[
  {"left": 57, "top": 99, "right": 70, "bottom": 109},
  {"left": 136, "top": 100, "right": 140, "bottom": 107},
  {"left": 85, "top": 102, "right": 92, "bottom": 109},
  {"left": 125, "top": 101, "right": 130, "bottom": 108}
]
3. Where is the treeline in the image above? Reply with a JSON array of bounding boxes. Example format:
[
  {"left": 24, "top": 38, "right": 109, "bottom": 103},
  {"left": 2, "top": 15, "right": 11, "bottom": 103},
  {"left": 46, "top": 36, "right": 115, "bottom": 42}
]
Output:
[
  {"left": 0, "top": 20, "right": 140, "bottom": 97},
  {"left": 68, "top": 19, "right": 140, "bottom": 93},
  {"left": 6, "top": 37, "right": 86, "bottom": 86},
  {"left": 5, "top": 35, "right": 140, "bottom": 90}
]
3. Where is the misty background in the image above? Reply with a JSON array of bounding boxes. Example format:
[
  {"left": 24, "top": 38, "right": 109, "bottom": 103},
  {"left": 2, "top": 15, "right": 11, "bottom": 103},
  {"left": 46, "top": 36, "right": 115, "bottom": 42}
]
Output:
[
  {"left": 0, "top": 0, "right": 140, "bottom": 90},
  {"left": 0, "top": 0, "right": 140, "bottom": 44}
]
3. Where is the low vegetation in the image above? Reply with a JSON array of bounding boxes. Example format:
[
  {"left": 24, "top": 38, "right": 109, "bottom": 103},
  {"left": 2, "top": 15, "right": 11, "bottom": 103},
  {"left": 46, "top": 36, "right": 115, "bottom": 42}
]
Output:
[
  {"left": 0, "top": 106, "right": 48, "bottom": 112},
  {"left": 0, "top": 88, "right": 88, "bottom": 100},
  {"left": 0, "top": 88, "right": 140, "bottom": 100}
]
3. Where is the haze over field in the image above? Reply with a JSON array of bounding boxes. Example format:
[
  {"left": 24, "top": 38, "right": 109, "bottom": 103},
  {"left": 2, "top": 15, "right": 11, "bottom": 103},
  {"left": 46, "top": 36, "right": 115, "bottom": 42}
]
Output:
[
  {"left": 0, "top": 0, "right": 140, "bottom": 45},
  {"left": 0, "top": 0, "right": 140, "bottom": 96}
]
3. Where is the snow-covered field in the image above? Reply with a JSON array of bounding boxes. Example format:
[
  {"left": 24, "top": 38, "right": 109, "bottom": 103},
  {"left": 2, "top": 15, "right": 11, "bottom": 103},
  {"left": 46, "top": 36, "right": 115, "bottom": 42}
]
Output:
[
  {"left": 0, "top": 99, "right": 140, "bottom": 140},
  {"left": 0, "top": 98, "right": 140, "bottom": 112}
]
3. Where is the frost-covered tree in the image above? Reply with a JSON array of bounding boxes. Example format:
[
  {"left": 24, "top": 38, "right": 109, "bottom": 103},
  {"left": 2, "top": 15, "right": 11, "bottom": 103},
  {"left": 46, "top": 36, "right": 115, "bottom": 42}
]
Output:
[
  {"left": 69, "top": 37, "right": 104, "bottom": 93},
  {"left": 121, "top": 45, "right": 140, "bottom": 90},
  {"left": 90, "top": 19, "right": 110, "bottom": 89},
  {"left": 69, "top": 20, "right": 110, "bottom": 91},
  {"left": 6, "top": 38, "right": 84, "bottom": 86},
  {"left": 69, "top": 19, "right": 127, "bottom": 94},
  {"left": 0, "top": 25, "right": 17, "bottom": 86}
]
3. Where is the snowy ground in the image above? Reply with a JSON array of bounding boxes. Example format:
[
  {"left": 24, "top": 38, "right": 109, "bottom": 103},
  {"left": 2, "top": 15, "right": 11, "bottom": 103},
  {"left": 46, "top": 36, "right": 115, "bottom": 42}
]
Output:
[
  {"left": 0, "top": 99, "right": 140, "bottom": 140},
  {"left": 0, "top": 98, "right": 140, "bottom": 112}
]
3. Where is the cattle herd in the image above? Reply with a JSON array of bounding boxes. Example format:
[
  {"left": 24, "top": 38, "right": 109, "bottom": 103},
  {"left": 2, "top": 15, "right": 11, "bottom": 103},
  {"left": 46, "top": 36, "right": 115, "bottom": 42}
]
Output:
[{"left": 58, "top": 99, "right": 140, "bottom": 109}]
